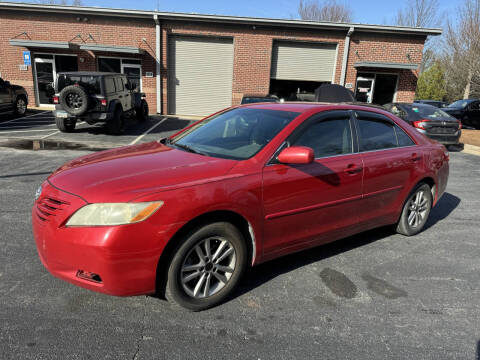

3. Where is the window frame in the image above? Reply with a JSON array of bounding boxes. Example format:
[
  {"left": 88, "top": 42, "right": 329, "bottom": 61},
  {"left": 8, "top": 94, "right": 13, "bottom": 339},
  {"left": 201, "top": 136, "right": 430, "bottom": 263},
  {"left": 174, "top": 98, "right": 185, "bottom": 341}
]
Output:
[
  {"left": 268, "top": 110, "right": 357, "bottom": 165},
  {"left": 352, "top": 110, "right": 417, "bottom": 153}
]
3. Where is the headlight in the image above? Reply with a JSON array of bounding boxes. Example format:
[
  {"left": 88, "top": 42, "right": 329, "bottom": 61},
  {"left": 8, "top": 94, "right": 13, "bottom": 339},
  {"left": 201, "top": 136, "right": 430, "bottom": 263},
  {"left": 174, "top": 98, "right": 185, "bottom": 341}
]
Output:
[
  {"left": 35, "top": 184, "right": 43, "bottom": 201},
  {"left": 66, "top": 201, "right": 163, "bottom": 226}
]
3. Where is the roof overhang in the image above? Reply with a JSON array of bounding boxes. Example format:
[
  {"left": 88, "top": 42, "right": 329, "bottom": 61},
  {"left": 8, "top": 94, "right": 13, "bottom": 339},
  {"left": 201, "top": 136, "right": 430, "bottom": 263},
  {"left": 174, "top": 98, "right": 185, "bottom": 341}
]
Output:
[
  {"left": 354, "top": 61, "right": 419, "bottom": 70},
  {"left": 79, "top": 44, "right": 144, "bottom": 54},
  {"left": 9, "top": 39, "right": 79, "bottom": 49},
  {"left": 0, "top": 2, "right": 443, "bottom": 37}
]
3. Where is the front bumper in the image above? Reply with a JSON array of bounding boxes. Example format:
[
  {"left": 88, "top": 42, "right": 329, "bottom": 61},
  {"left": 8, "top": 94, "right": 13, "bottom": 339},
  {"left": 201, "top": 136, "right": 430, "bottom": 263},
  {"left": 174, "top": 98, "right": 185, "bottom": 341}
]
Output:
[{"left": 32, "top": 181, "right": 169, "bottom": 296}]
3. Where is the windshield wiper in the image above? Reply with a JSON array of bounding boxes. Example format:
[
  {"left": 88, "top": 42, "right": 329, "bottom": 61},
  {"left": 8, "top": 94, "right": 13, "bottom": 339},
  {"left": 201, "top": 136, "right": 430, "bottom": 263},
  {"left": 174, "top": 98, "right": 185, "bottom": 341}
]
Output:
[{"left": 172, "top": 142, "right": 208, "bottom": 156}]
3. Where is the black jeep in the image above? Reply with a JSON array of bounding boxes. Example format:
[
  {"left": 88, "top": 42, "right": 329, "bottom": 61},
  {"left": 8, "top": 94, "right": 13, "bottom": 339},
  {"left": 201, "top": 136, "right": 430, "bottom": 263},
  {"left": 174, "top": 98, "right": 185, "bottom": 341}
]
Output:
[
  {"left": 0, "top": 77, "right": 28, "bottom": 116},
  {"left": 53, "top": 72, "right": 149, "bottom": 134}
]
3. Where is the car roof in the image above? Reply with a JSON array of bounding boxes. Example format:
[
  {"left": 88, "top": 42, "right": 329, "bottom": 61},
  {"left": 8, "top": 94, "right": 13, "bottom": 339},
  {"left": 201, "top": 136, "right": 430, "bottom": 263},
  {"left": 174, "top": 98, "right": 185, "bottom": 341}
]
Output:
[
  {"left": 239, "top": 101, "right": 393, "bottom": 114},
  {"left": 57, "top": 72, "right": 123, "bottom": 77}
]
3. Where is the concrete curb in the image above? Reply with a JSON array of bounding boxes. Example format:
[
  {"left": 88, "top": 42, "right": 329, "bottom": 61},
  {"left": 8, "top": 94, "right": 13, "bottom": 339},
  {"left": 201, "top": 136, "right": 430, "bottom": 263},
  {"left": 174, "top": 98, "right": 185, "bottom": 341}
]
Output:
[{"left": 462, "top": 144, "right": 480, "bottom": 156}]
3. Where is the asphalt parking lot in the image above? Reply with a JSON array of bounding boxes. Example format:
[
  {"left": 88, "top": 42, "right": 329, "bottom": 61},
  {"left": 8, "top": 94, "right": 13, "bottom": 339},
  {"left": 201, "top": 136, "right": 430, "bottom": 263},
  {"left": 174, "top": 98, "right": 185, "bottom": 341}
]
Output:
[
  {"left": 0, "top": 131, "right": 479, "bottom": 359},
  {"left": 0, "top": 110, "right": 195, "bottom": 149}
]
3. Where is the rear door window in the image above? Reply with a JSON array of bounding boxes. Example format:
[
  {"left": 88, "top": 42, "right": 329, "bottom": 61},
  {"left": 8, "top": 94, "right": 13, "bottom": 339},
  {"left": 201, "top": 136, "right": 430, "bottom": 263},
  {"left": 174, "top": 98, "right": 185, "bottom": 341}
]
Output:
[
  {"left": 114, "top": 77, "right": 124, "bottom": 92},
  {"left": 105, "top": 77, "right": 116, "bottom": 94}
]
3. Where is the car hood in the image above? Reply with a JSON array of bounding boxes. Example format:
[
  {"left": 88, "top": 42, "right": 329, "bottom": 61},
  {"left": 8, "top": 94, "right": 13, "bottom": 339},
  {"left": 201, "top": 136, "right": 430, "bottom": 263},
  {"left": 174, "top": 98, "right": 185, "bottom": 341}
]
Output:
[
  {"left": 11, "top": 84, "right": 26, "bottom": 93},
  {"left": 48, "top": 141, "right": 238, "bottom": 203}
]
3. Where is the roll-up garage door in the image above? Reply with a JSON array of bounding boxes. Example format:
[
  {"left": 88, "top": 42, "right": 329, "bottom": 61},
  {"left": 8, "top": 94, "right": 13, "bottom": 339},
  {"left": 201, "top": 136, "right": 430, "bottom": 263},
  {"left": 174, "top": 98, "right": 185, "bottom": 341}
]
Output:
[
  {"left": 271, "top": 41, "right": 337, "bottom": 82},
  {"left": 168, "top": 36, "right": 234, "bottom": 116}
]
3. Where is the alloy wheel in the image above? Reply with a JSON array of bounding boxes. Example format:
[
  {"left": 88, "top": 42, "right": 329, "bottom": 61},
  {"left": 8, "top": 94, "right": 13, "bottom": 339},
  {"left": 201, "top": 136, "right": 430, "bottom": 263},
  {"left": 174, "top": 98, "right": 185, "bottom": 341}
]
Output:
[
  {"left": 407, "top": 189, "right": 429, "bottom": 228},
  {"left": 180, "top": 237, "right": 236, "bottom": 299},
  {"left": 17, "top": 98, "right": 26, "bottom": 114}
]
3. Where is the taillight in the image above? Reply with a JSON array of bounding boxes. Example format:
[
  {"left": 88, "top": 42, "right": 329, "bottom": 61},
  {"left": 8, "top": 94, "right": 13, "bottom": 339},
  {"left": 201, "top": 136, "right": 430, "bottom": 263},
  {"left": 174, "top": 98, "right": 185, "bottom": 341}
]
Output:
[
  {"left": 100, "top": 99, "right": 107, "bottom": 106},
  {"left": 457, "top": 120, "right": 462, "bottom": 130},
  {"left": 53, "top": 96, "right": 59, "bottom": 104},
  {"left": 412, "top": 119, "right": 430, "bottom": 129}
]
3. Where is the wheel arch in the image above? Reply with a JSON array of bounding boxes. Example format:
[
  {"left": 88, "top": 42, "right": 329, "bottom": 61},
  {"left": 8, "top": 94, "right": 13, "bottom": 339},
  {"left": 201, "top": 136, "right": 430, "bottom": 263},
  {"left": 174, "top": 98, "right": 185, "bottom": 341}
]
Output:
[{"left": 155, "top": 209, "right": 256, "bottom": 298}]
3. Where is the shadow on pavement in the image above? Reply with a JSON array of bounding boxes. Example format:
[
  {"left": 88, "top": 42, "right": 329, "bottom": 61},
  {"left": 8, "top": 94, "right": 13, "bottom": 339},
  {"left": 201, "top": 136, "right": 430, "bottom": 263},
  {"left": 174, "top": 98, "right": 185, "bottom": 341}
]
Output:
[
  {"left": 233, "top": 191, "right": 460, "bottom": 300},
  {"left": 424, "top": 192, "right": 461, "bottom": 230}
]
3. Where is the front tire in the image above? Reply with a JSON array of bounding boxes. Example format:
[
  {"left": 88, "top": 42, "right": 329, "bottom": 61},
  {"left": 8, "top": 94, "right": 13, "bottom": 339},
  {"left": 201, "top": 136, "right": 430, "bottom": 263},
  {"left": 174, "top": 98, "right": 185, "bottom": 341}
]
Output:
[
  {"left": 13, "top": 96, "right": 27, "bottom": 116},
  {"left": 165, "top": 222, "right": 247, "bottom": 311},
  {"left": 396, "top": 183, "right": 432, "bottom": 236},
  {"left": 136, "top": 100, "right": 149, "bottom": 122}
]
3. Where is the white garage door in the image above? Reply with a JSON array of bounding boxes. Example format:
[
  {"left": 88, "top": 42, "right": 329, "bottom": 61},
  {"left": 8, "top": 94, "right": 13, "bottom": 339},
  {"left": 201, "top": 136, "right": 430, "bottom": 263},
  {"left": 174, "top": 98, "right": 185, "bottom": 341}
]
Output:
[
  {"left": 168, "top": 36, "right": 234, "bottom": 116},
  {"left": 271, "top": 41, "right": 338, "bottom": 82}
]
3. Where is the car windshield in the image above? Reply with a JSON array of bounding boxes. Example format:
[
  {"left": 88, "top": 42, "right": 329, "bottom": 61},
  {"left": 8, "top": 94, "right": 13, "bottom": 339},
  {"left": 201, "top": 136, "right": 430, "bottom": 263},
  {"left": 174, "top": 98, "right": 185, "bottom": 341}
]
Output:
[
  {"left": 169, "top": 108, "right": 299, "bottom": 160},
  {"left": 241, "top": 97, "right": 277, "bottom": 104},
  {"left": 57, "top": 75, "right": 101, "bottom": 95},
  {"left": 448, "top": 100, "right": 472, "bottom": 108},
  {"left": 409, "top": 105, "right": 454, "bottom": 120}
]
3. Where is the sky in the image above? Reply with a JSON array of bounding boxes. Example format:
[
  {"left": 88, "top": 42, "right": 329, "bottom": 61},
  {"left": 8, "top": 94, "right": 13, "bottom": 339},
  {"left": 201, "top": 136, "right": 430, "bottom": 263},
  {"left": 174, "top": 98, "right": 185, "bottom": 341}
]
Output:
[{"left": 56, "top": 0, "right": 461, "bottom": 26}]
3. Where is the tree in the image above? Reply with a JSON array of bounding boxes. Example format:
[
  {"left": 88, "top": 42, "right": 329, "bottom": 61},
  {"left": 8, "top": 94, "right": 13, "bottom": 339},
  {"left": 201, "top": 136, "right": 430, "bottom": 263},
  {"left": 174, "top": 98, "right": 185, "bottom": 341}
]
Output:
[
  {"left": 394, "top": 0, "right": 440, "bottom": 28},
  {"left": 394, "top": 0, "right": 442, "bottom": 74},
  {"left": 298, "top": 0, "right": 353, "bottom": 23},
  {"left": 443, "top": 0, "right": 480, "bottom": 99},
  {"left": 415, "top": 62, "right": 447, "bottom": 100}
]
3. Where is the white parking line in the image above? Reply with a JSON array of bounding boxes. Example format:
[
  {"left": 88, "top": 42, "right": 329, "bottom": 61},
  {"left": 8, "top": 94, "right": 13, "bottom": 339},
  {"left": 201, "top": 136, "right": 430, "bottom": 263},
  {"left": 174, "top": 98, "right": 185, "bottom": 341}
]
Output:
[
  {"left": 129, "top": 117, "right": 167, "bottom": 145},
  {"left": 0, "top": 125, "right": 57, "bottom": 130},
  {"left": 0, "top": 129, "right": 56, "bottom": 134},
  {"left": 0, "top": 111, "right": 50, "bottom": 125},
  {"left": 40, "top": 121, "right": 87, "bottom": 140}
]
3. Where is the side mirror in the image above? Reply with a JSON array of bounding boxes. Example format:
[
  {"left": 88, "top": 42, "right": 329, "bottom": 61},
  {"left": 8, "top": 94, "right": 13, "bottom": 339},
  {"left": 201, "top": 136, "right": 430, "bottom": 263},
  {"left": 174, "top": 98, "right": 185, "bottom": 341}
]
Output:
[{"left": 277, "top": 146, "right": 314, "bottom": 164}]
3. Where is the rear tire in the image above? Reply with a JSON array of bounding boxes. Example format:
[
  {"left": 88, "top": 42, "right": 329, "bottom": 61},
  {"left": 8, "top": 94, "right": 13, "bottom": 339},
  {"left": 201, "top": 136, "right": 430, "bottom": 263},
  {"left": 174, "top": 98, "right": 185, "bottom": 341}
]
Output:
[
  {"left": 136, "top": 100, "right": 149, "bottom": 122},
  {"left": 13, "top": 96, "right": 27, "bottom": 116},
  {"left": 165, "top": 222, "right": 247, "bottom": 311},
  {"left": 55, "top": 117, "right": 76, "bottom": 132},
  {"left": 106, "top": 107, "right": 125, "bottom": 134},
  {"left": 396, "top": 183, "right": 432, "bottom": 236}
]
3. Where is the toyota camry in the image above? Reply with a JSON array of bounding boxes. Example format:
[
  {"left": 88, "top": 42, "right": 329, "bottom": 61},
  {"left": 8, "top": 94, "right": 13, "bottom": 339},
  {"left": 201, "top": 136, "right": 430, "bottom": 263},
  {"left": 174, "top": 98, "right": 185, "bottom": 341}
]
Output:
[{"left": 32, "top": 103, "right": 449, "bottom": 311}]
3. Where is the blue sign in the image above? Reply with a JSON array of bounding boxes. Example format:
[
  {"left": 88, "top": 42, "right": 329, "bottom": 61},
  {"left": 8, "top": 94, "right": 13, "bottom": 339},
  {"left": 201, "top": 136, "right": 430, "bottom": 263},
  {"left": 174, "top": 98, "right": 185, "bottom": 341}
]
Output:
[{"left": 23, "top": 51, "right": 31, "bottom": 66}]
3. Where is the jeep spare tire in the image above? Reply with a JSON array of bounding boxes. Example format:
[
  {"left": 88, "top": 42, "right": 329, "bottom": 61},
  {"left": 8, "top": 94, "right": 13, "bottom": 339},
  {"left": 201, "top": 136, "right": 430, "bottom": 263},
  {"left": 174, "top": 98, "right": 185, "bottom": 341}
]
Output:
[{"left": 59, "top": 85, "right": 89, "bottom": 116}]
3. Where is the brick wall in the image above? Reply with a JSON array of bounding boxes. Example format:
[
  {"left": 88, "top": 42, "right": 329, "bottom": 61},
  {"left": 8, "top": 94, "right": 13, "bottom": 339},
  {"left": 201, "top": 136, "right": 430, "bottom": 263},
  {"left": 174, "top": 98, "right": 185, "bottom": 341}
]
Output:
[
  {"left": 344, "top": 32, "right": 426, "bottom": 102},
  {"left": 0, "top": 9, "right": 427, "bottom": 115},
  {"left": 0, "top": 10, "right": 157, "bottom": 111},
  {"left": 161, "top": 21, "right": 346, "bottom": 114}
]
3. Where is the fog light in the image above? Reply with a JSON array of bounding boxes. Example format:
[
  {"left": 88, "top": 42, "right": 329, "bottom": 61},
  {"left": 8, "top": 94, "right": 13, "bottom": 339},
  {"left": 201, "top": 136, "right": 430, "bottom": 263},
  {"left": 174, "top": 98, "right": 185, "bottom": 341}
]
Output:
[{"left": 76, "top": 270, "right": 102, "bottom": 283}]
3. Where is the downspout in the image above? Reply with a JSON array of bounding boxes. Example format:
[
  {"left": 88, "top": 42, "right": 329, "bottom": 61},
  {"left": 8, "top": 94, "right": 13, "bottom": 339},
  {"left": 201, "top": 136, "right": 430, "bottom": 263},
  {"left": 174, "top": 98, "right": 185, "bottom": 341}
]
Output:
[
  {"left": 340, "top": 26, "right": 354, "bottom": 86},
  {"left": 154, "top": 14, "right": 161, "bottom": 114}
]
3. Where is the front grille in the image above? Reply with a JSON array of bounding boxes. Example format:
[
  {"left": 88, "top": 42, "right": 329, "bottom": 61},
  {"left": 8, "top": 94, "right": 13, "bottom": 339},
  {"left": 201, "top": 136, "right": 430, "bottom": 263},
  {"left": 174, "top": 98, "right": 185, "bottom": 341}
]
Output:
[
  {"left": 429, "top": 126, "right": 457, "bottom": 135},
  {"left": 35, "top": 196, "right": 70, "bottom": 222}
]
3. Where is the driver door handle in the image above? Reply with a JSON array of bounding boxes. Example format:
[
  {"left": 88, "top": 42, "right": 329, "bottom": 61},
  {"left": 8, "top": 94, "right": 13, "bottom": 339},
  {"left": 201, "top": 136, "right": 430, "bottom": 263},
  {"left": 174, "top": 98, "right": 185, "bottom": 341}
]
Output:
[{"left": 344, "top": 163, "right": 363, "bottom": 174}]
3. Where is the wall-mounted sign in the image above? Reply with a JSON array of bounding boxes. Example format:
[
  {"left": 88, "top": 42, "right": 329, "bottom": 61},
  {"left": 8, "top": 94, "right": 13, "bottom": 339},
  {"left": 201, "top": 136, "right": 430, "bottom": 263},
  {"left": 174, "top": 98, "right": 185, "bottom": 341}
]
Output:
[
  {"left": 23, "top": 51, "right": 31, "bottom": 66},
  {"left": 345, "top": 83, "right": 353, "bottom": 89},
  {"left": 18, "top": 64, "right": 28, "bottom": 71},
  {"left": 145, "top": 71, "right": 154, "bottom": 78}
]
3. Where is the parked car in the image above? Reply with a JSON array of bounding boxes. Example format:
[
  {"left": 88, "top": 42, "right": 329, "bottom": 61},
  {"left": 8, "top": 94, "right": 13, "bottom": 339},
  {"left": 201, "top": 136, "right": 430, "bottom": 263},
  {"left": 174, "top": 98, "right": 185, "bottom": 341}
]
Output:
[
  {"left": 414, "top": 100, "right": 448, "bottom": 108},
  {"left": 443, "top": 99, "right": 480, "bottom": 129},
  {"left": 32, "top": 103, "right": 449, "bottom": 311},
  {"left": 0, "top": 77, "right": 28, "bottom": 116},
  {"left": 53, "top": 72, "right": 149, "bottom": 134},
  {"left": 241, "top": 94, "right": 279, "bottom": 104},
  {"left": 384, "top": 103, "right": 461, "bottom": 146}
]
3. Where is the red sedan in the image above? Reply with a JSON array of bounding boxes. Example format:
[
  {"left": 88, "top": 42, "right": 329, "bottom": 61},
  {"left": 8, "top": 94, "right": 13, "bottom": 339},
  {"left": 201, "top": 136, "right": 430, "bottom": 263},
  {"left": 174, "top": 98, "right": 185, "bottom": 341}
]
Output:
[{"left": 32, "top": 103, "right": 449, "bottom": 311}]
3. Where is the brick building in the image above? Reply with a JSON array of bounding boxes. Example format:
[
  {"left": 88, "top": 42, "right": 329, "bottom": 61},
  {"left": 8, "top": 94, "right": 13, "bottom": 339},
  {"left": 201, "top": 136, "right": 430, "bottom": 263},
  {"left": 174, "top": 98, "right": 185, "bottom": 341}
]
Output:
[{"left": 0, "top": 2, "right": 441, "bottom": 116}]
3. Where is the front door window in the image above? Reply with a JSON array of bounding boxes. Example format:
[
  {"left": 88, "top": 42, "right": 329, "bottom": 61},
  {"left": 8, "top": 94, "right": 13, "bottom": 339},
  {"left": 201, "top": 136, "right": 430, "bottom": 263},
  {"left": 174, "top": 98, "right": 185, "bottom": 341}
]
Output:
[{"left": 122, "top": 65, "right": 141, "bottom": 92}]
